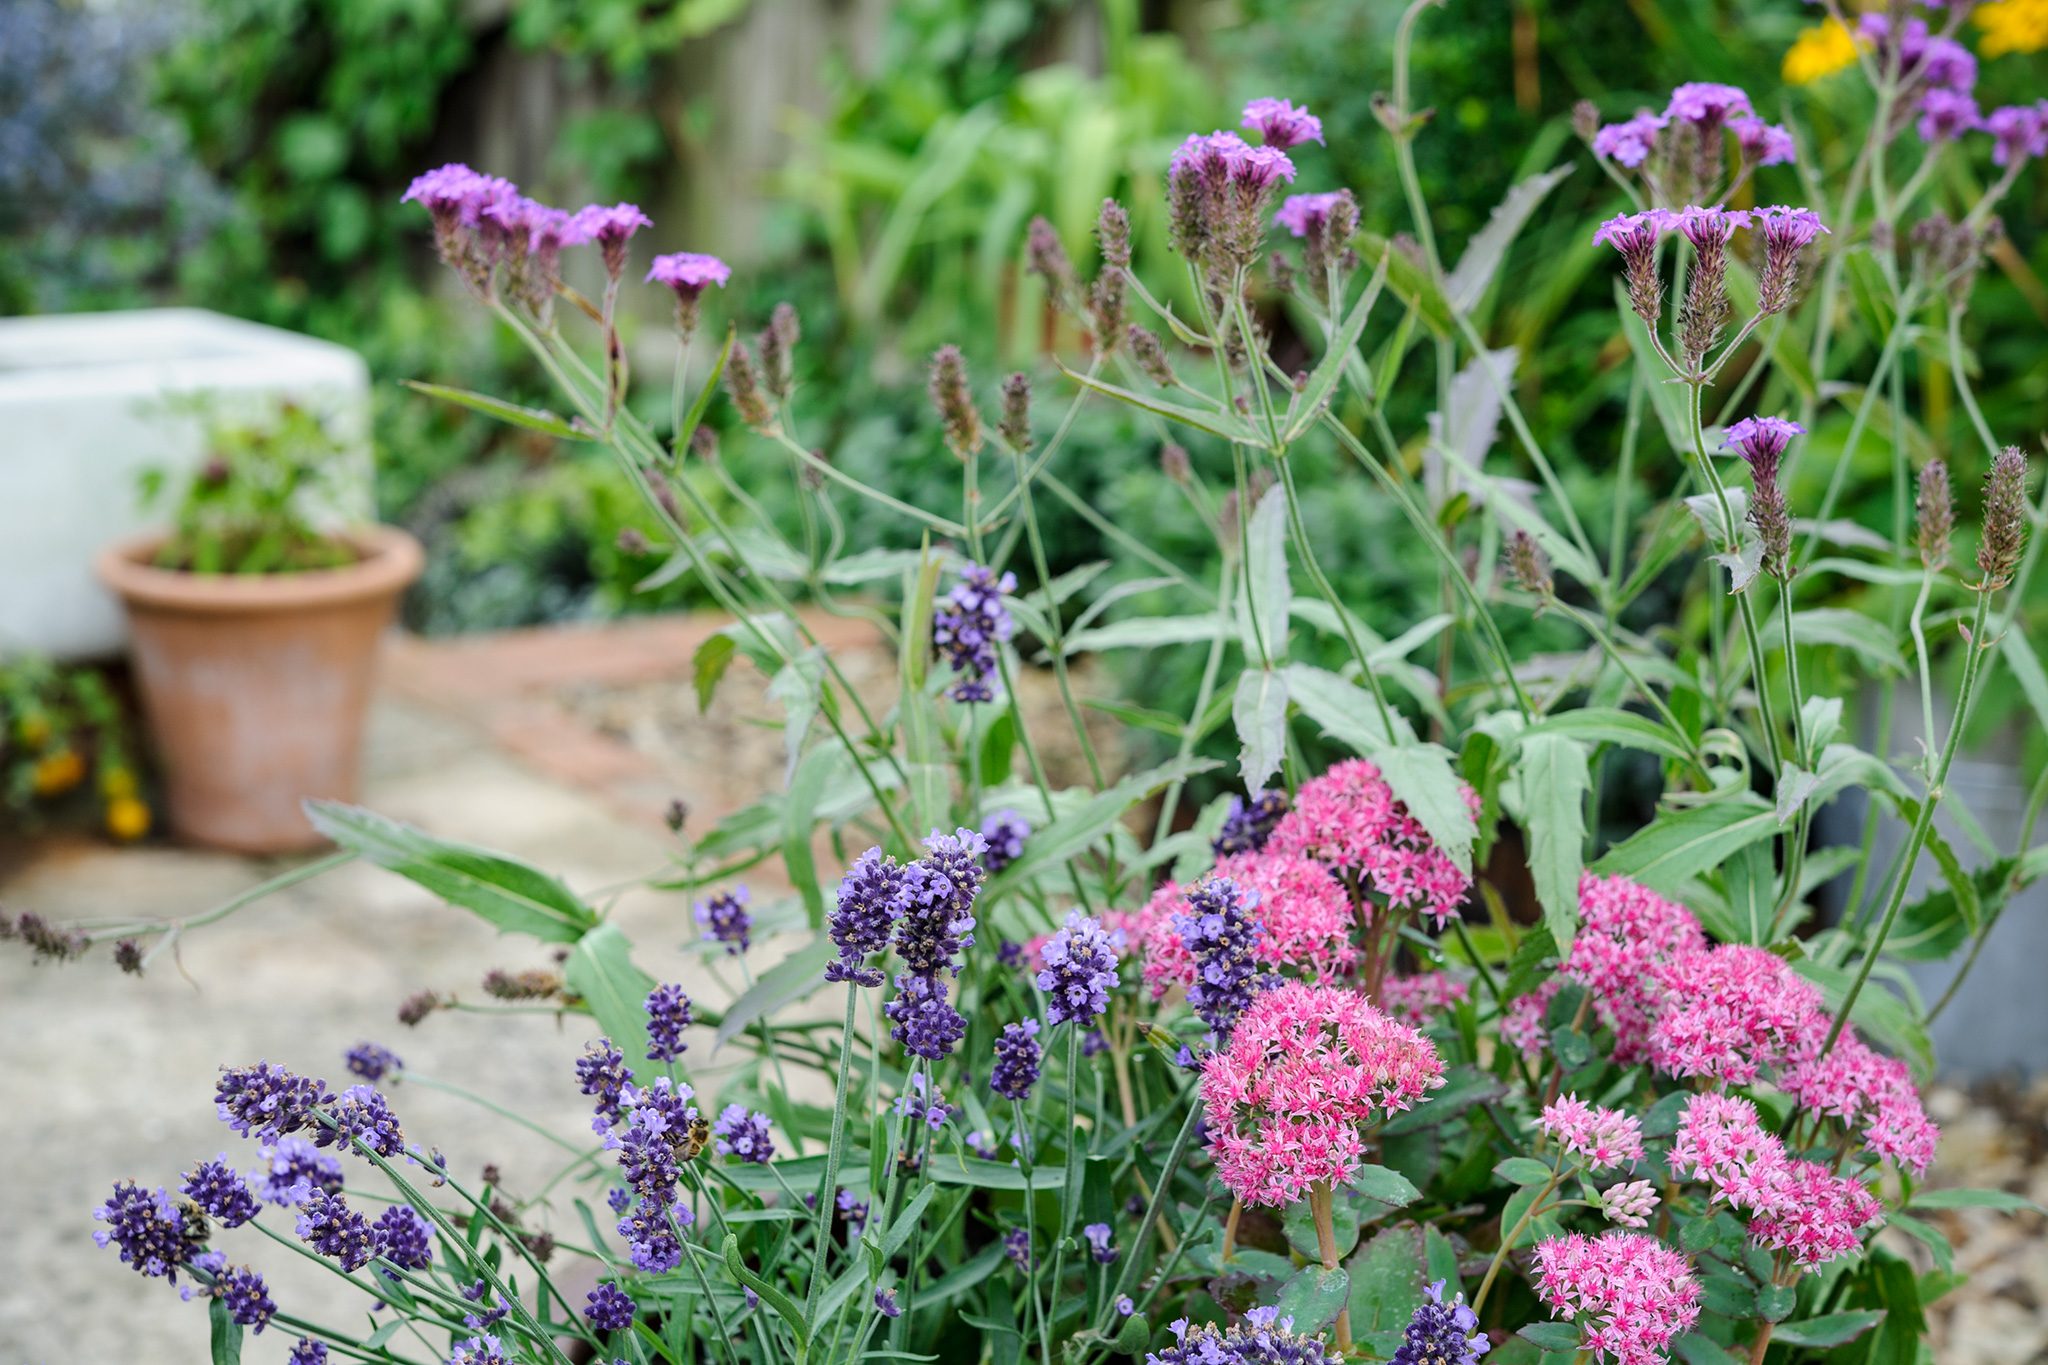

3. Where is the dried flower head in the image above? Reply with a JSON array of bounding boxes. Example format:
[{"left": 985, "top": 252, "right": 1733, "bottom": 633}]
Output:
[
  {"left": 1505, "top": 530, "right": 1554, "bottom": 597},
  {"left": 928, "top": 345, "right": 983, "bottom": 457},
  {"left": 1916, "top": 459, "right": 1954, "bottom": 569},
  {"left": 1976, "top": 446, "right": 2030, "bottom": 590},
  {"left": 723, "top": 343, "right": 774, "bottom": 431},
  {"left": 1026, "top": 215, "right": 1075, "bottom": 303},
  {"left": 998, "top": 372, "right": 1032, "bottom": 452}
]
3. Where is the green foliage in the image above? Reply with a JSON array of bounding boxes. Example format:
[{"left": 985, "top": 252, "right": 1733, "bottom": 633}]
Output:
[{"left": 146, "top": 400, "right": 360, "bottom": 574}]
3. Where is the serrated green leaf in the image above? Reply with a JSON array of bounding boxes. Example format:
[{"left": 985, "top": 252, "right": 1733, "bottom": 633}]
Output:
[
  {"left": 1233, "top": 668, "right": 1289, "bottom": 792},
  {"left": 1516, "top": 735, "right": 1588, "bottom": 948}
]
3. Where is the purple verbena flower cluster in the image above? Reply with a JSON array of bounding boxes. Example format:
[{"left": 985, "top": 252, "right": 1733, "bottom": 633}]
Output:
[{"left": 932, "top": 563, "right": 1016, "bottom": 703}]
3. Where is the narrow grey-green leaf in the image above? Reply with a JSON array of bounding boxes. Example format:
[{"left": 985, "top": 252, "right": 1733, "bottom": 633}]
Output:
[
  {"left": 1233, "top": 669, "right": 1289, "bottom": 792},
  {"left": 564, "top": 923, "right": 659, "bottom": 1064}
]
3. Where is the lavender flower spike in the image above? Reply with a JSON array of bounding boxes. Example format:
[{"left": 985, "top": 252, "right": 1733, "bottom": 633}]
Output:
[
  {"left": 990, "top": 1018, "right": 1044, "bottom": 1101},
  {"left": 932, "top": 563, "right": 1017, "bottom": 703},
  {"left": 1173, "top": 875, "right": 1271, "bottom": 1041},
  {"left": 826, "top": 847, "right": 906, "bottom": 986},
  {"left": 1035, "top": 910, "right": 1121, "bottom": 1026}
]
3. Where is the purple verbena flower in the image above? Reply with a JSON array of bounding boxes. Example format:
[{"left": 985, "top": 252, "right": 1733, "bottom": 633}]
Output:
[
  {"left": 344, "top": 1043, "right": 402, "bottom": 1084},
  {"left": 932, "top": 563, "right": 1016, "bottom": 703},
  {"left": 990, "top": 1019, "right": 1044, "bottom": 1102},
  {"left": 1594, "top": 209, "right": 1669, "bottom": 325},
  {"left": 372, "top": 1205, "right": 434, "bottom": 1272},
  {"left": 1918, "top": 89, "right": 1982, "bottom": 143},
  {"left": 1174, "top": 876, "right": 1271, "bottom": 1042},
  {"left": 1035, "top": 910, "right": 1121, "bottom": 1027},
  {"left": 1664, "top": 83, "right": 1753, "bottom": 127},
  {"left": 181, "top": 1157, "right": 258, "bottom": 1229},
  {"left": 978, "top": 809, "right": 1031, "bottom": 874},
  {"left": 569, "top": 203, "right": 652, "bottom": 280},
  {"left": 1752, "top": 205, "right": 1830, "bottom": 314},
  {"left": 1242, "top": 97, "right": 1324, "bottom": 150},
  {"left": 1987, "top": 103, "right": 2048, "bottom": 167},
  {"left": 712, "top": 1104, "right": 775, "bottom": 1164},
  {"left": 1593, "top": 112, "right": 1667, "bottom": 168},
  {"left": 644, "top": 983, "right": 693, "bottom": 1063},
  {"left": 93, "top": 1182, "right": 205, "bottom": 1280},
  {"left": 1273, "top": 192, "right": 1347, "bottom": 238},
  {"left": 585, "top": 1282, "right": 638, "bottom": 1333},
  {"left": 694, "top": 886, "right": 753, "bottom": 955},
  {"left": 1726, "top": 416, "right": 1803, "bottom": 580},
  {"left": 1731, "top": 115, "right": 1797, "bottom": 166},
  {"left": 646, "top": 252, "right": 730, "bottom": 334},
  {"left": 295, "top": 1190, "right": 374, "bottom": 1273}
]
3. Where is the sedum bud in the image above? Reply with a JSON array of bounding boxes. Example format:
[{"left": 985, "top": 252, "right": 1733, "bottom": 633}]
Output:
[
  {"left": 928, "top": 345, "right": 983, "bottom": 457},
  {"left": 1976, "top": 446, "right": 2030, "bottom": 591},
  {"left": 998, "top": 373, "right": 1033, "bottom": 453},
  {"left": 1915, "top": 459, "right": 1954, "bottom": 570}
]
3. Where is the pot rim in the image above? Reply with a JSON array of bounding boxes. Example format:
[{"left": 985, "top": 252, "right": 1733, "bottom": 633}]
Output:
[{"left": 95, "top": 524, "right": 425, "bottom": 615}]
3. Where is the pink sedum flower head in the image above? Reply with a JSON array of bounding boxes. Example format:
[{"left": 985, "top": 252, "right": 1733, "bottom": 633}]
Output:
[
  {"left": 1730, "top": 115, "right": 1797, "bottom": 166},
  {"left": 1139, "top": 851, "right": 1357, "bottom": 997},
  {"left": 1539, "top": 1094, "right": 1645, "bottom": 1172},
  {"left": 1242, "top": 97, "right": 1325, "bottom": 150},
  {"left": 1533, "top": 1232, "right": 1701, "bottom": 1365},
  {"left": 1646, "top": 944, "right": 1827, "bottom": 1086},
  {"left": 1600, "top": 1179, "right": 1660, "bottom": 1230},
  {"left": 1748, "top": 1160, "right": 1885, "bottom": 1268},
  {"left": 1664, "top": 82, "right": 1753, "bottom": 127},
  {"left": 1779, "top": 1029, "right": 1938, "bottom": 1174},
  {"left": 1503, "top": 873, "right": 1705, "bottom": 1066},
  {"left": 1670, "top": 1093, "right": 1885, "bottom": 1271},
  {"left": 1378, "top": 971, "right": 1470, "bottom": 1028},
  {"left": 1593, "top": 113, "right": 1667, "bottom": 169},
  {"left": 1267, "top": 759, "right": 1478, "bottom": 928},
  {"left": 1200, "top": 982, "right": 1444, "bottom": 1207}
]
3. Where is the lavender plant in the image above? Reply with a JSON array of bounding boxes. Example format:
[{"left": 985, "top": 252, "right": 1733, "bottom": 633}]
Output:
[{"left": 32, "top": 6, "right": 2048, "bottom": 1365}]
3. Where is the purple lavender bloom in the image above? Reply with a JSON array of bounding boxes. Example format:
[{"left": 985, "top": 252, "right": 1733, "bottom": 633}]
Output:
[
  {"left": 216, "top": 1062, "right": 332, "bottom": 1142},
  {"left": 287, "top": 1339, "right": 328, "bottom": 1365},
  {"left": 836, "top": 1189, "right": 869, "bottom": 1237},
  {"left": 254, "top": 1138, "right": 343, "bottom": 1207},
  {"left": 319, "top": 1085, "right": 404, "bottom": 1160},
  {"left": 1593, "top": 112, "right": 1667, "bottom": 168},
  {"left": 895, "top": 831, "right": 985, "bottom": 977},
  {"left": 1082, "top": 1027, "right": 1109, "bottom": 1057},
  {"left": 182, "top": 1157, "right": 258, "bottom": 1229},
  {"left": 213, "top": 1265, "right": 277, "bottom": 1333},
  {"left": 578, "top": 1039, "right": 635, "bottom": 1131},
  {"left": 996, "top": 939, "right": 1025, "bottom": 968},
  {"left": 461, "top": 1279, "right": 511, "bottom": 1331},
  {"left": 1730, "top": 115, "right": 1797, "bottom": 166},
  {"left": 1664, "top": 82, "right": 1753, "bottom": 127},
  {"left": 990, "top": 1019, "right": 1043, "bottom": 1101},
  {"left": 885, "top": 972, "right": 969, "bottom": 1060},
  {"left": 344, "top": 1042, "right": 402, "bottom": 1084},
  {"left": 893, "top": 1072, "right": 953, "bottom": 1131},
  {"left": 1174, "top": 876, "right": 1271, "bottom": 1042},
  {"left": 606, "top": 1186, "right": 633, "bottom": 1216},
  {"left": 1987, "top": 103, "right": 2048, "bottom": 167},
  {"left": 1084, "top": 1222, "right": 1119, "bottom": 1264},
  {"left": 93, "top": 1182, "right": 205, "bottom": 1280},
  {"left": 1034, "top": 910, "right": 1120, "bottom": 1027},
  {"left": 372, "top": 1206, "right": 434, "bottom": 1272},
  {"left": 448, "top": 1336, "right": 509, "bottom": 1365},
  {"left": 875, "top": 1286, "right": 902, "bottom": 1318},
  {"left": 712, "top": 1104, "right": 776, "bottom": 1164},
  {"left": 1390, "top": 1279, "right": 1488, "bottom": 1365},
  {"left": 826, "top": 848, "right": 907, "bottom": 986},
  {"left": 966, "top": 1129, "right": 1000, "bottom": 1160},
  {"left": 978, "top": 809, "right": 1031, "bottom": 874},
  {"left": 933, "top": 563, "right": 1017, "bottom": 703},
  {"left": 644, "top": 983, "right": 693, "bottom": 1063},
  {"left": 585, "top": 1282, "right": 638, "bottom": 1333},
  {"left": 1242, "top": 97, "right": 1324, "bottom": 150},
  {"left": 1918, "top": 89, "right": 1982, "bottom": 143},
  {"left": 295, "top": 1191, "right": 374, "bottom": 1273},
  {"left": 611, "top": 1078, "right": 702, "bottom": 1207},
  {"left": 1213, "top": 789, "right": 1288, "bottom": 856},
  {"left": 616, "top": 1200, "right": 687, "bottom": 1274},
  {"left": 1003, "top": 1225, "right": 1032, "bottom": 1270},
  {"left": 694, "top": 886, "right": 753, "bottom": 955}
]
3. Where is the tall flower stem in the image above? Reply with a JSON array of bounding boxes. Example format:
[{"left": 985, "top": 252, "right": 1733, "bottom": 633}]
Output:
[
  {"left": 1475, "top": 1168, "right": 1563, "bottom": 1313},
  {"left": 803, "top": 984, "right": 861, "bottom": 1321},
  {"left": 1687, "top": 384, "right": 1782, "bottom": 774},
  {"left": 1045, "top": 1026, "right": 1086, "bottom": 1340},
  {"left": 1308, "top": 1180, "right": 1353, "bottom": 1349}
]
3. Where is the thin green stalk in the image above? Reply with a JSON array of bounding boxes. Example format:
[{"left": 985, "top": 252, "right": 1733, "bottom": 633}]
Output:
[
  {"left": 1687, "top": 384, "right": 1783, "bottom": 774},
  {"left": 1475, "top": 1168, "right": 1563, "bottom": 1312},
  {"left": 803, "top": 985, "right": 862, "bottom": 1322},
  {"left": 1008, "top": 444, "right": 1107, "bottom": 790}
]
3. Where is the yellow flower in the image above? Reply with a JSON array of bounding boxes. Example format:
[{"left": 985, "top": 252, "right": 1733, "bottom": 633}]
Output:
[
  {"left": 1784, "top": 17, "right": 1862, "bottom": 84},
  {"left": 106, "top": 796, "right": 151, "bottom": 842},
  {"left": 32, "top": 749, "right": 85, "bottom": 796},
  {"left": 1978, "top": 0, "right": 2048, "bottom": 56}
]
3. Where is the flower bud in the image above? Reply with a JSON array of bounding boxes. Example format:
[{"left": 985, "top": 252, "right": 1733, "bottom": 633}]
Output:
[
  {"left": 1571, "top": 99, "right": 1602, "bottom": 144},
  {"left": 1026, "top": 216, "right": 1074, "bottom": 303},
  {"left": 1725, "top": 416, "right": 1803, "bottom": 581},
  {"left": 1129, "top": 326, "right": 1176, "bottom": 387},
  {"left": 1976, "top": 446, "right": 2030, "bottom": 591},
  {"left": 999, "top": 372, "right": 1033, "bottom": 453},
  {"left": 1504, "top": 531, "right": 1554, "bottom": 598},
  {"left": 928, "top": 345, "right": 983, "bottom": 457},
  {"left": 1915, "top": 459, "right": 1953, "bottom": 570},
  {"left": 1096, "top": 199, "right": 1132, "bottom": 271},
  {"left": 1089, "top": 272, "right": 1126, "bottom": 357},
  {"left": 1160, "top": 443, "right": 1192, "bottom": 485},
  {"left": 689, "top": 424, "right": 719, "bottom": 463},
  {"left": 724, "top": 343, "right": 775, "bottom": 430},
  {"left": 616, "top": 527, "right": 652, "bottom": 555}
]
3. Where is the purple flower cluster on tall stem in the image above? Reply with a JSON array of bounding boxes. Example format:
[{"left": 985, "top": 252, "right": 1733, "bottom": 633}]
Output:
[
  {"left": 933, "top": 564, "right": 1016, "bottom": 703},
  {"left": 1214, "top": 789, "right": 1289, "bottom": 856},
  {"left": 644, "top": 983, "right": 693, "bottom": 1062},
  {"left": 215, "top": 1062, "right": 332, "bottom": 1142},
  {"left": 295, "top": 1190, "right": 374, "bottom": 1273},
  {"left": 1035, "top": 910, "right": 1121, "bottom": 1027},
  {"left": 320, "top": 1085, "right": 405, "bottom": 1160},
  {"left": 182, "top": 1157, "right": 258, "bottom": 1229},
  {"left": 826, "top": 847, "right": 908, "bottom": 985},
  {"left": 1242, "top": 97, "right": 1324, "bottom": 150},
  {"left": 603, "top": 1077, "right": 703, "bottom": 1273},
  {"left": 93, "top": 1182, "right": 206, "bottom": 1281},
  {"left": 584, "top": 1281, "right": 637, "bottom": 1333},
  {"left": 577, "top": 1039, "right": 634, "bottom": 1130},
  {"left": 1725, "top": 416, "right": 1803, "bottom": 581},
  {"left": 1169, "top": 128, "right": 1298, "bottom": 268},
  {"left": 711, "top": 1104, "right": 775, "bottom": 1163},
  {"left": 343, "top": 1042, "right": 402, "bottom": 1083},
  {"left": 1390, "top": 1280, "right": 1489, "bottom": 1364},
  {"left": 978, "top": 809, "right": 1030, "bottom": 873},
  {"left": 990, "top": 1019, "right": 1044, "bottom": 1101},
  {"left": 1174, "top": 876, "right": 1271, "bottom": 1042},
  {"left": 694, "top": 886, "right": 752, "bottom": 955},
  {"left": 254, "top": 1138, "right": 342, "bottom": 1207}
]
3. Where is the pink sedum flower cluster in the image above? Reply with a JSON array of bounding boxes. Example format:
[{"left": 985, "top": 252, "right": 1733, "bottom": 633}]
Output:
[
  {"left": 1779, "top": 1030, "right": 1939, "bottom": 1175},
  {"left": 1200, "top": 982, "right": 1444, "bottom": 1207},
  {"left": 1267, "top": 759, "right": 1479, "bottom": 927},
  {"left": 1379, "top": 971, "right": 1470, "bottom": 1028},
  {"left": 1137, "top": 851, "right": 1357, "bottom": 997},
  {"left": 1645, "top": 944, "right": 1827, "bottom": 1086},
  {"left": 1539, "top": 1094, "right": 1645, "bottom": 1172},
  {"left": 1505, "top": 873, "right": 1705, "bottom": 1064},
  {"left": 1533, "top": 1231, "right": 1702, "bottom": 1365},
  {"left": 1670, "top": 1094, "right": 1884, "bottom": 1269}
]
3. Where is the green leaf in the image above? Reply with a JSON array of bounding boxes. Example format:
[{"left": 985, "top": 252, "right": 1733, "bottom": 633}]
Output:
[
  {"left": 1887, "top": 1210, "right": 1955, "bottom": 1275},
  {"left": 720, "top": 1232, "right": 809, "bottom": 1346},
  {"left": 1370, "top": 740, "right": 1479, "bottom": 871},
  {"left": 1233, "top": 669, "right": 1289, "bottom": 792},
  {"left": 1062, "top": 615, "right": 1227, "bottom": 655},
  {"left": 1494, "top": 1157, "right": 1554, "bottom": 1186},
  {"left": 2000, "top": 628, "right": 2048, "bottom": 735},
  {"left": 1445, "top": 166, "right": 1575, "bottom": 312},
  {"left": 403, "top": 380, "right": 587, "bottom": 440},
  {"left": 1592, "top": 798, "right": 1775, "bottom": 895},
  {"left": 1058, "top": 362, "right": 1263, "bottom": 444},
  {"left": 564, "top": 923, "right": 659, "bottom": 1064},
  {"left": 1240, "top": 486, "right": 1293, "bottom": 663},
  {"left": 1519, "top": 707, "right": 1697, "bottom": 765},
  {"left": 985, "top": 755, "right": 1217, "bottom": 894},
  {"left": 1515, "top": 735, "right": 1588, "bottom": 949},
  {"left": 1277, "top": 1265, "right": 1351, "bottom": 1334},
  {"left": 1673, "top": 1334, "right": 1744, "bottom": 1365},
  {"left": 208, "top": 1297, "right": 244, "bottom": 1365},
  {"left": 923, "top": 1154, "right": 1063, "bottom": 1191},
  {"left": 304, "top": 801, "right": 597, "bottom": 943},
  {"left": 1909, "top": 1187, "right": 2042, "bottom": 1213},
  {"left": 1285, "top": 663, "right": 1406, "bottom": 749},
  {"left": 1349, "top": 1164, "right": 1422, "bottom": 1207},
  {"left": 783, "top": 744, "right": 842, "bottom": 928},
  {"left": 714, "top": 935, "right": 836, "bottom": 1052},
  {"left": 1518, "top": 1322, "right": 1582, "bottom": 1351},
  {"left": 693, "top": 633, "right": 738, "bottom": 712},
  {"left": 1285, "top": 253, "right": 1390, "bottom": 442},
  {"left": 1770, "top": 1310, "right": 1887, "bottom": 1347},
  {"left": 1757, "top": 1283, "right": 1797, "bottom": 1322},
  {"left": 1357, "top": 233, "right": 1455, "bottom": 336},
  {"left": 1778, "top": 608, "right": 1907, "bottom": 675},
  {"left": 1346, "top": 1223, "right": 1428, "bottom": 1335}
]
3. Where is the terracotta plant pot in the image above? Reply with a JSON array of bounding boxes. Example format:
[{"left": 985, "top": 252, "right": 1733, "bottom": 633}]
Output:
[{"left": 96, "top": 526, "right": 423, "bottom": 853}]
